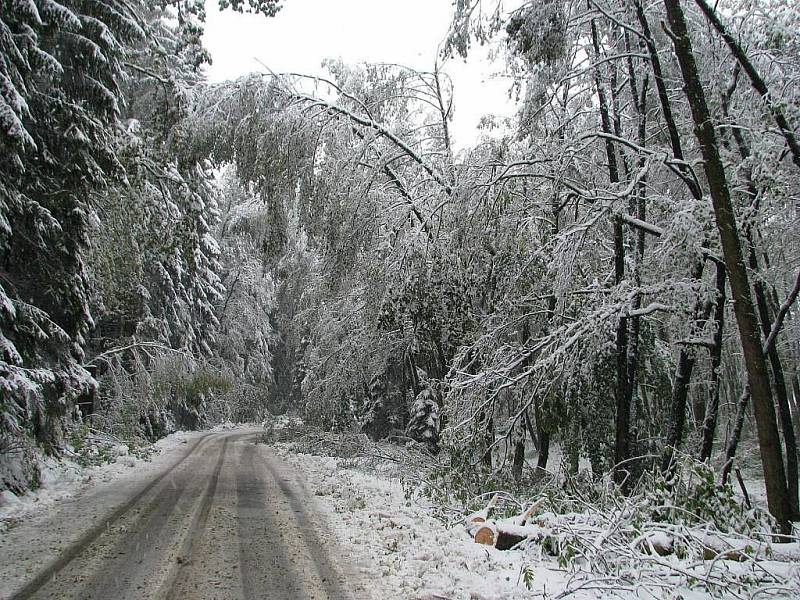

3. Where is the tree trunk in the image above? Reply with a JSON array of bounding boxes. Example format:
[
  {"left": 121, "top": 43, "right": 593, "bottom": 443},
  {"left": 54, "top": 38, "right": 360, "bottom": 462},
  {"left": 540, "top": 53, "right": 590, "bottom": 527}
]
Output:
[
  {"left": 791, "top": 372, "right": 800, "bottom": 439},
  {"left": 661, "top": 260, "right": 704, "bottom": 474},
  {"left": 661, "top": 340, "right": 697, "bottom": 473},
  {"left": 534, "top": 399, "right": 551, "bottom": 473},
  {"left": 537, "top": 427, "right": 550, "bottom": 472},
  {"left": 512, "top": 427, "right": 526, "bottom": 483},
  {"left": 754, "top": 284, "right": 799, "bottom": 518},
  {"left": 663, "top": 0, "right": 791, "bottom": 533},
  {"left": 483, "top": 415, "right": 494, "bottom": 469},
  {"left": 633, "top": 0, "right": 702, "bottom": 201},
  {"left": 589, "top": 14, "right": 630, "bottom": 488},
  {"left": 699, "top": 263, "right": 727, "bottom": 462},
  {"left": 624, "top": 37, "right": 650, "bottom": 477},
  {"left": 722, "top": 386, "right": 750, "bottom": 485},
  {"left": 720, "top": 69, "right": 800, "bottom": 518}
]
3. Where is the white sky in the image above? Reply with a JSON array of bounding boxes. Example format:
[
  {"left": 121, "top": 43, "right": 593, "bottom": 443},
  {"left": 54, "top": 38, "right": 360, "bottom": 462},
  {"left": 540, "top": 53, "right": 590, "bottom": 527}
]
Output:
[{"left": 201, "top": 0, "right": 516, "bottom": 148}]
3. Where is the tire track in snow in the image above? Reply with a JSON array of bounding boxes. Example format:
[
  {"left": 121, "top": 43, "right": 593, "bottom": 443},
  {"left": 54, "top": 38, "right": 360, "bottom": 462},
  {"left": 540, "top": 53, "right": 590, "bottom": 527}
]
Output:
[
  {"left": 162, "top": 433, "right": 233, "bottom": 599},
  {"left": 10, "top": 433, "right": 216, "bottom": 600},
  {"left": 262, "top": 458, "right": 350, "bottom": 600}
]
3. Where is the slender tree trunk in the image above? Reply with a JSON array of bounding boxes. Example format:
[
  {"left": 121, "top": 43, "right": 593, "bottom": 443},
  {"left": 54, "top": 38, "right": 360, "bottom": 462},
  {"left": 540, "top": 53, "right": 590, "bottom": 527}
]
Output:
[
  {"left": 753, "top": 280, "right": 800, "bottom": 517},
  {"left": 723, "top": 386, "right": 750, "bottom": 485},
  {"left": 483, "top": 415, "right": 494, "bottom": 469},
  {"left": 719, "top": 68, "right": 800, "bottom": 518},
  {"left": 537, "top": 427, "right": 551, "bottom": 472},
  {"left": 624, "top": 36, "right": 650, "bottom": 473},
  {"left": 791, "top": 372, "right": 800, "bottom": 437},
  {"left": 524, "top": 409, "right": 538, "bottom": 453},
  {"left": 633, "top": 0, "right": 702, "bottom": 201},
  {"left": 700, "top": 263, "right": 727, "bottom": 462},
  {"left": 512, "top": 424, "right": 526, "bottom": 483},
  {"left": 589, "top": 14, "right": 630, "bottom": 487},
  {"left": 533, "top": 400, "right": 550, "bottom": 472},
  {"left": 661, "top": 259, "right": 707, "bottom": 474},
  {"left": 661, "top": 353, "right": 696, "bottom": 472},
  {"left": 637, "top": 0, "right": 712, "bottom": 474},
  {"left": 406, "top": 352, "right": 421, "bottom": 398},
  {"left": 663, "top": 0, "right": 791, "bottom": 533}
]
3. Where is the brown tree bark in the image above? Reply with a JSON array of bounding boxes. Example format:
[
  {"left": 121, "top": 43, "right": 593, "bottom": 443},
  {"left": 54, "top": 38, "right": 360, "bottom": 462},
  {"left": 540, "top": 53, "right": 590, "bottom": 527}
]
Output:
[
  {"left": 752, "top": 274, "right": 800, "bottom": 517},
  {"left": 717, "top": 68, "right": 800, "bottom": 518},
  {"left": 663, "top": 0, "right": 791, "bottom": 533}
]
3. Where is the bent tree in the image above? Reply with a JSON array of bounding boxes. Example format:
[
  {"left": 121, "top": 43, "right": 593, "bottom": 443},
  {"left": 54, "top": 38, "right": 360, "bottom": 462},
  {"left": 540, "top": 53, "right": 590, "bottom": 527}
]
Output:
[{"left": 662, "top": 0, "right": 791, "bottom": 534}]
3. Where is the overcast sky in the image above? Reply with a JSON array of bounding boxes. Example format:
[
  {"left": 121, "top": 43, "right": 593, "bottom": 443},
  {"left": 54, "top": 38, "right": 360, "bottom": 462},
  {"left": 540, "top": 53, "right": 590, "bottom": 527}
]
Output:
[{"left": 201, "top": 0, "right": 515, "bottom": 148}]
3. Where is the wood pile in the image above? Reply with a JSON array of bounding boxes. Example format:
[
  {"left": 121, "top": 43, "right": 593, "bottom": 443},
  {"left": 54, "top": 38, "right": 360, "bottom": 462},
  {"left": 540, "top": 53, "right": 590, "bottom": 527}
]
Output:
[
  {"left": 466, "top": 496, "right": 548, "bottom": 551},
  {"left": 465, "top": 496, "right": 800, "bottom": 565}
]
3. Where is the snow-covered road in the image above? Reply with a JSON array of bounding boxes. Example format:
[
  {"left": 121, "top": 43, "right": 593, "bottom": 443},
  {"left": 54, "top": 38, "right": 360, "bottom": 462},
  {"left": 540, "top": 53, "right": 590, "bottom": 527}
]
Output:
[
  {"left": 8, "top": 426, "right": 788, "bottom": 600},
  {"left": 0, "top": 429, "right": 361, "bottom": 600}
]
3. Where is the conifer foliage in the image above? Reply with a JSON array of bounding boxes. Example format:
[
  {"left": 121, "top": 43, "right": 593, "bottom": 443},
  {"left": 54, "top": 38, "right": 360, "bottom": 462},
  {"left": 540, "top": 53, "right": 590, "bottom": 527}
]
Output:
[
  {"left": 0, "top": 1, "right": 276, "bottom": 490},
  {"left": 1, "top": 0, "right": 143, "bottom": 454}
]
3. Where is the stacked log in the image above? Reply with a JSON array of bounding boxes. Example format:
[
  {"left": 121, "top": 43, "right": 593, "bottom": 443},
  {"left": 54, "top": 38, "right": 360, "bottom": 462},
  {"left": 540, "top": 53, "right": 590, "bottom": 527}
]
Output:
[{"left": 466, "top": 497, "right": 547, "bottom": 550}]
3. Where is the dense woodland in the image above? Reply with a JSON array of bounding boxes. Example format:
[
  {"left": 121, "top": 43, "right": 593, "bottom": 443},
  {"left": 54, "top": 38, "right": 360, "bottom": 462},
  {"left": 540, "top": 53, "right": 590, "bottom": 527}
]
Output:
[{"left": 1, "top": 0, "right": 799, "bottom": 535}]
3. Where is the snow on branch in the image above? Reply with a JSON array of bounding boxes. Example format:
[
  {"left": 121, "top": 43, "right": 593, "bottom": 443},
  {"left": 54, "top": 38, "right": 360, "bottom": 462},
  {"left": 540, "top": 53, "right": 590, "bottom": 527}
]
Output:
[
  {"left": 289, "top": 93, "right": 453, "bottom": 194},
  {"left": 763, "top": 266, "right": 800, "bottom": 355}
]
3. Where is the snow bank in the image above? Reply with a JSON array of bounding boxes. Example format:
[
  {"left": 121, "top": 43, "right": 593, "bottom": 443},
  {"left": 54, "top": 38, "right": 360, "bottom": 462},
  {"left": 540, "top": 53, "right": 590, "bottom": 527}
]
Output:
[
  {"left": 273, "top": 444, "right": 800, "bottom": 600},
  {"left": 274, "top": 447, "right": 586, "bottom": 600}
]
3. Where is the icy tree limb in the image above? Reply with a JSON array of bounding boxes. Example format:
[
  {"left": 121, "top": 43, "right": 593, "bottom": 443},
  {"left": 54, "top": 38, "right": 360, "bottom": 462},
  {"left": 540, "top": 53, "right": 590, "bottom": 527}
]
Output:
[
  {"left": 693, "top": 0, "right": 800, "bottom": 171},
  {"left": 290, "top": 93, "right": 453, "bottom": 194},
  {"left": 763, "top": 267, "right": 800, "bottom": 356},
  {"left": 85, "top": 341, "right": 192, "bottom": 366}
]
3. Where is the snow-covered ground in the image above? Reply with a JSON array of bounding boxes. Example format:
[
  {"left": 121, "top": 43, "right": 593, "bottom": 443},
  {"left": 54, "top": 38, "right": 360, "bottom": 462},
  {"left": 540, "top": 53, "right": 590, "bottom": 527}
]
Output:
[
  {"left": 3, "top": 423, "right": 798, "bottom": 600},
  {"left": 271, "top": 440, "right": 800, "bottom": 600},
  {"left": 1, "top": 434, "right": 176, "bottom": 526},
  {"left": 273, "top": 445, "right": 586, "bottom": 600}
]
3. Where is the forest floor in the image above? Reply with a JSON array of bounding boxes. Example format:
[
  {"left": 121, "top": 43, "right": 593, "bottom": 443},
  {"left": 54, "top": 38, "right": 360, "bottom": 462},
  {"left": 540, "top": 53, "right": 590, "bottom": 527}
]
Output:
[
  {"left": 269, "top": 422, "right": 800, "bottom": 600},
  {"left": 270, "top": 442, "right": 585, "bottom": 599},
  {"left": 1, "top": 422, "right": 798, "bottom": 600}
]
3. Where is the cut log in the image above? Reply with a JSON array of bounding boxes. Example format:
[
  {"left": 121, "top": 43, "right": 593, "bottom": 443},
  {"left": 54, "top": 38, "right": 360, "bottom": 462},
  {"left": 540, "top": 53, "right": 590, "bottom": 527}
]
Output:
[
  {"left": 469, "top": 497, "right": 548, "bottom": 550},
  {"left": 474, "top": 524, "right": 496, "bottom": 546},
  {"left": 494, "top": 527, "right": 528, "bottom": 551},
  {"left": 473, "top": 523, "right": 532, "bottom": 550}
]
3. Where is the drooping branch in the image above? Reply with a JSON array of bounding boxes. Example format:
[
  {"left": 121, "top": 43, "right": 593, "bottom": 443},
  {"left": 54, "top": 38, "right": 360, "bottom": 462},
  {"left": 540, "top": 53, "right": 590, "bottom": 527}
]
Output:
[
  {"left": 85, "top": 341, "right": 193, "bottom": 367},
  {"left": 350, "top": 127, "right": 435, "bottom": 242},
  {"left": 763, "top": 267, "right": 800, "bottom": 356},
  {"left": 290, "top": 93, "right": 454, "bottom": 194},
  {"left": 693, "top": 0, "right": 800, "bottom": 170}
]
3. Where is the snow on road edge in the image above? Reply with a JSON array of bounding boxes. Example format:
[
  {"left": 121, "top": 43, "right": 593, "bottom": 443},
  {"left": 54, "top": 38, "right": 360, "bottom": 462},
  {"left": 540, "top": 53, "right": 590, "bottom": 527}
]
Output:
[
  {"left": 0, "top": 429, "right": 213, "bottom": 526},
  {"left": 272, "top": 444, "right": 585, "bottom": 600}
]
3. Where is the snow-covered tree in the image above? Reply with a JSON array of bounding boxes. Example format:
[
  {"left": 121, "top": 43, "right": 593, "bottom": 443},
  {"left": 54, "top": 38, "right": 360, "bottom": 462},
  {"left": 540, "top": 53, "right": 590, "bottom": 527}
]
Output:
[{"left": 1, "top": 0, "right": 143, "bottom": 459}]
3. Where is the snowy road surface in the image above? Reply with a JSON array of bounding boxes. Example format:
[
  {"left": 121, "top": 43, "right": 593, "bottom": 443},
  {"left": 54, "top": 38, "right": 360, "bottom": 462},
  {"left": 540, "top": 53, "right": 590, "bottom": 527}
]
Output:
[{"left": 0, "top": 429, "right": 357, "bottom": 600}]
